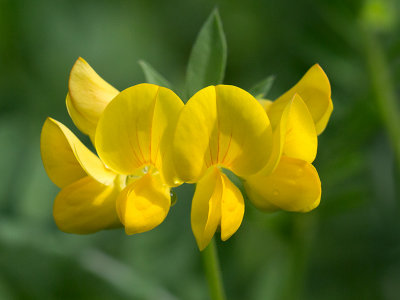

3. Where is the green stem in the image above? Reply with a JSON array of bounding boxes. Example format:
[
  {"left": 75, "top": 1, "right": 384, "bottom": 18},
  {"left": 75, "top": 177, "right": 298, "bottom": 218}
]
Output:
[
  {"left": 201, "top": 238, "right": 227, "bottom": 300},
  {"left": 361, "top": 23, "right": 400, "bottom": 171}
]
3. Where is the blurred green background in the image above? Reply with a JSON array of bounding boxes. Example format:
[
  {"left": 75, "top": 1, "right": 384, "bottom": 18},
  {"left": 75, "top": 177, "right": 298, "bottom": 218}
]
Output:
[{"left": 1, "top": 0, "right": 400, "bottom": 299}]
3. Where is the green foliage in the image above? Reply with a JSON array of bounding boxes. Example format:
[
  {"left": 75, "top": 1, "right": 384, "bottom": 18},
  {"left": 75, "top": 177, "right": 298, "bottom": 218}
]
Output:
[{"left": 185, "top": 8, "right": 227, "bottom": 100}]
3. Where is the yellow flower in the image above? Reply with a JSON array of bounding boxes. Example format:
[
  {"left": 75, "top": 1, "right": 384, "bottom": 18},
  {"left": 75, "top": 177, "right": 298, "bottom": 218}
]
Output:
[
  {"left": 95, "top": 83, "right": 183, "bottom": 234},
  {"left": 244, "top": 64, "right": 333, "bottom": 212},
  {"left": 173, "top": 85, "right": 273, "bottom": 250},
  {"left": 41, "top": 57, "right": 183, "bottom": 235}
]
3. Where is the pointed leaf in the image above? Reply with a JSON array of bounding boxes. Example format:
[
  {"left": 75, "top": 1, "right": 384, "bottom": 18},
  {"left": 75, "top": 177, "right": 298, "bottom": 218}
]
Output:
[{"left": 185, "top": 9, "right": 227, "bottom": 99}]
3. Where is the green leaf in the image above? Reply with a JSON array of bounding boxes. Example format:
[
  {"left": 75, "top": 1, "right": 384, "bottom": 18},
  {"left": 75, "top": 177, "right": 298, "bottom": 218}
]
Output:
[
  {"left": 185, "top": 8, "right": 227, "bottom": 99},
  {"left": 249, "top": 76, "right": 275, "bottom": 99},
  {"left": 138, "top": 60, "right": 172, "bottom": 89}
]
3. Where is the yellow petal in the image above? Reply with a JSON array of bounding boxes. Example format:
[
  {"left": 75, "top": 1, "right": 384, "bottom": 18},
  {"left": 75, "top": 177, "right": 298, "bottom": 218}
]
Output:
[
  {"left": 41, "top": 118, "right": 116, "bottom": 188},
  {"left": 173, "top": 86, "right": 217, "bottom": 182},
  {"left": 215, "top": 86, "right": 272, "bottom": 177},
  {"left": 268, "top": 64, "right": 333, "bottom": 135},
  {"left": 191, "top": 167, "right": 222, "bottom": 251},
  {"left": 220, "top": 173, "right": 244, "bottom": 241},
  {"left": 173, "top": 85, "right": 273, "bottom": 182},
  {"left": 279, "top": 94, "right": 317, "bottom": 163},
  {"left": 66, "top": 93, "right": 96, "bottom": 145},
  {"left": 53, "top": 176, "right": 121, "bottom": 234},
  {"left": 259, "top": 104, "right": 290, "bottom": 176},
  {"left": 244, "top": 156, "right": 321, "bottom": 212},
  {"left": 117, "top": 173, "right": 171, "bottom": 235},
  {"left": 95, "top": 84, "right": 183, "bottom": 180},
  {"left": 259, "top": 94, "right": 318, "bottom": 176},
  {"left": 68, "top": 57, "right": 119, "bottom": 141}
]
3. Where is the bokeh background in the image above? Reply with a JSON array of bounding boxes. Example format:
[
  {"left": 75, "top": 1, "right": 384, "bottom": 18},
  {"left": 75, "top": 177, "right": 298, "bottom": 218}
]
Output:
[{"left": 1, "top": 0, "right": 400, "bottom": 299}]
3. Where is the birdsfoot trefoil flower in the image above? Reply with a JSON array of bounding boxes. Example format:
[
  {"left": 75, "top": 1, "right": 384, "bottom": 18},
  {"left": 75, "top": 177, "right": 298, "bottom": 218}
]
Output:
[
  {"left": 244, "top": 64, "right": 333, "bottom": 212},
  {"left": 172, "top": 85, "right": 273, "bottom": 250},
  {"left": 41, "top": 58, "right": 183, "bottom": 235},
  {"left": 95, "top": 83, "right": 183, "bottom": 234}
]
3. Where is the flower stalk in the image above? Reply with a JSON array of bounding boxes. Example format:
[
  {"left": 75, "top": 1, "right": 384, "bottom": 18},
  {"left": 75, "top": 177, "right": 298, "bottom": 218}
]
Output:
[{"left": 201, "top": 238, "right": 227, "bottom": 300}]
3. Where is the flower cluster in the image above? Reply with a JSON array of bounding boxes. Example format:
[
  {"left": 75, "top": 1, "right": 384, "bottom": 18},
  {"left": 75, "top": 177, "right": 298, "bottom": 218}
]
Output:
[{"left": 41, "top": 58, "right": 332, "bottom": 250}]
